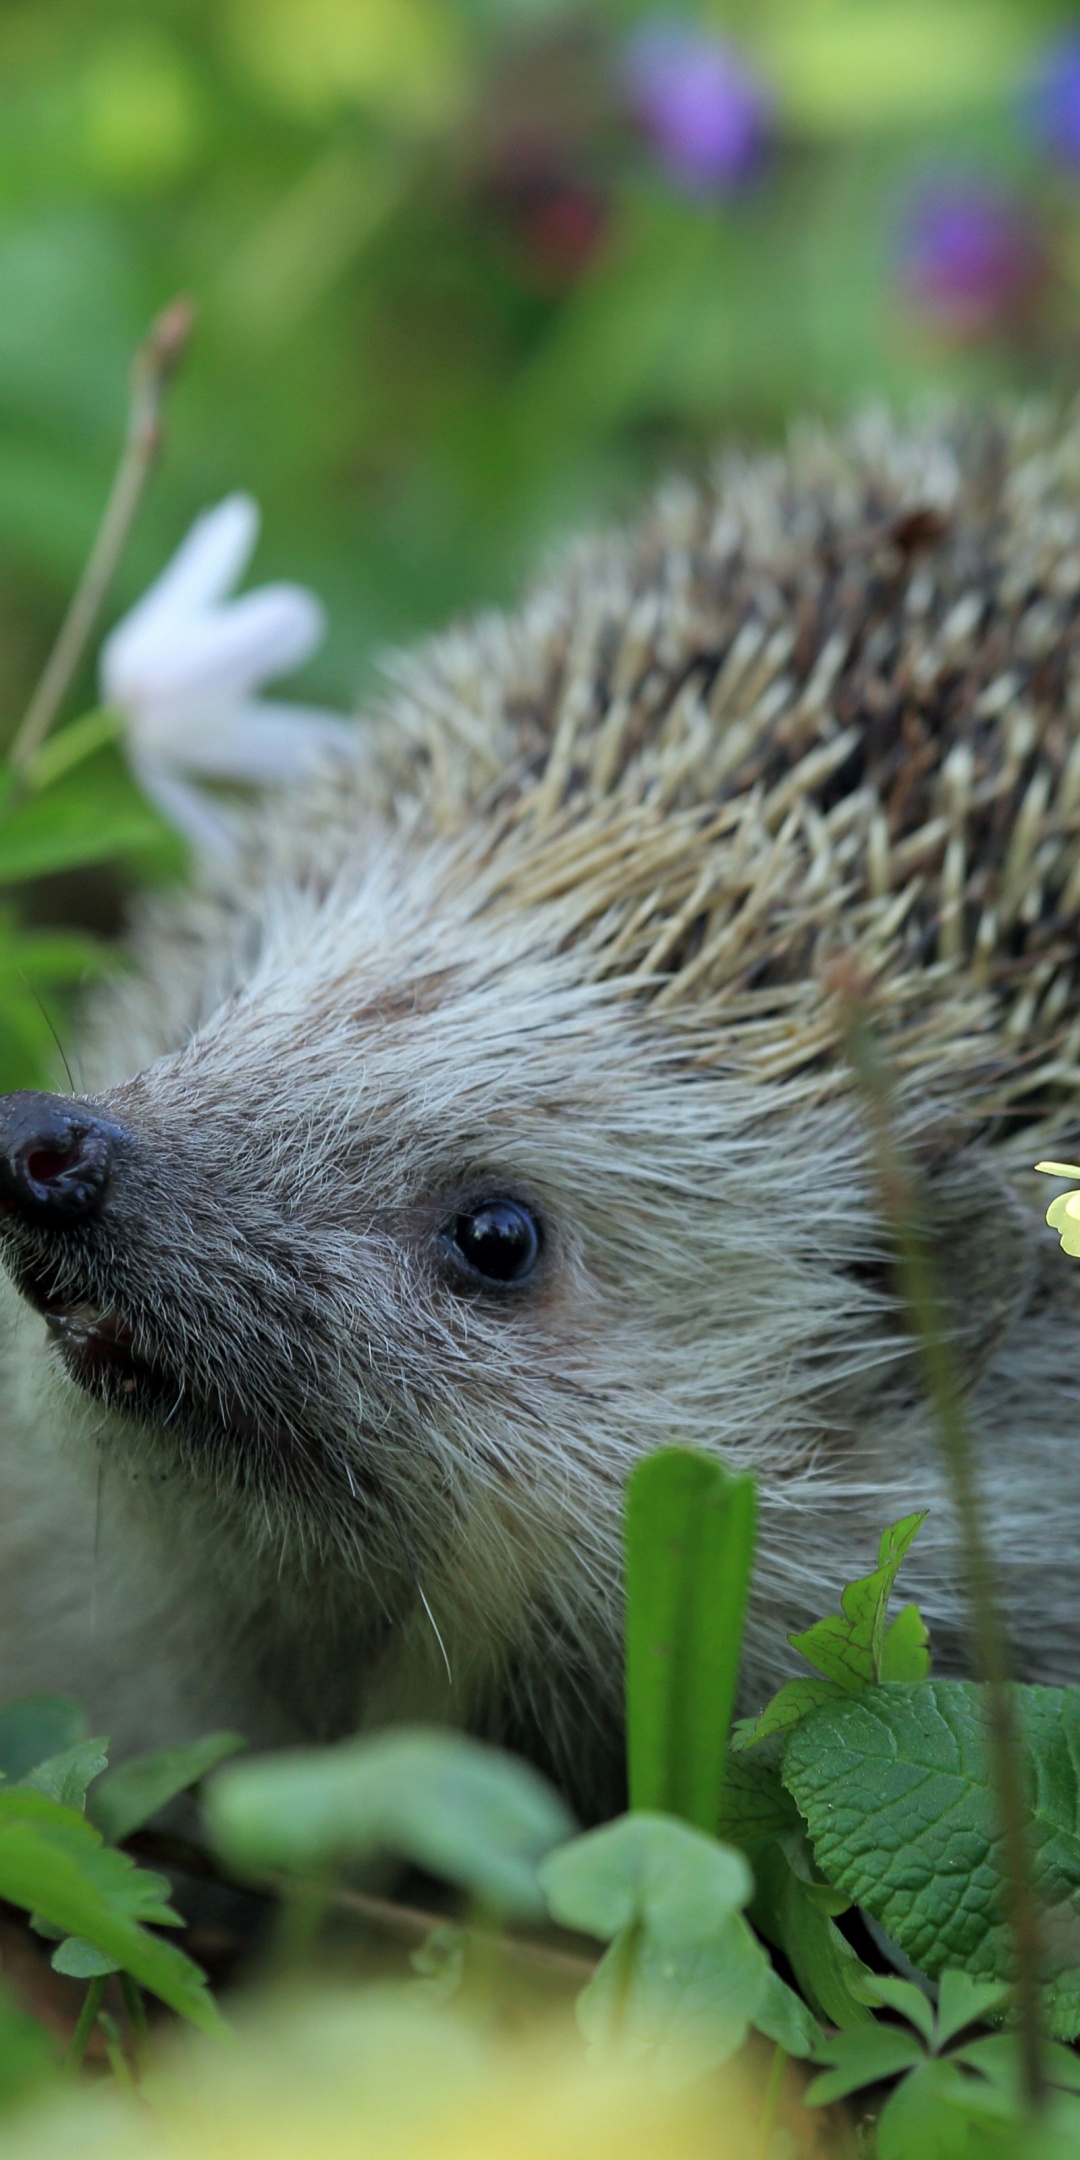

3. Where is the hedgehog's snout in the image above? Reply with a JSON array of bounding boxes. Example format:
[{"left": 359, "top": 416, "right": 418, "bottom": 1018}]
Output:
[{"left": 0, "top": 1091, "right": 125, "bottom": 1226}]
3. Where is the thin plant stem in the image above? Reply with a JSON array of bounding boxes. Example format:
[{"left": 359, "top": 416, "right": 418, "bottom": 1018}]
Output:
[
  {"left": 755, "top": 2042, "right": 787, "bottom": 2160},
  {"left": 273, "top": 1874, "right": 330, "bottom": 1974},
  {"left": 458, "top": 1900, "right": 510, "bottom": 2025},
  {"left": 63, "top": 1975, "right": 106, "bottom": 2075},
  {"left": 97, "top": 2009, "right": 135, "bottom": 2093},
  {"left": 840, "top": 985, "right": 1045, "bottom": 2113},
  {"left": 119, "top": 1974, "right": 149, "bottom": 2071},
  {"left": 10, "top": 296, "right": 195, "bottom": 770}
]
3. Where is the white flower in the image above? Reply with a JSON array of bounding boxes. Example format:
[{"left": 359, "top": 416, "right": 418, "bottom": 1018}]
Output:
[{"left": 100, "top": 494, "right": 354, "bottom": 857}]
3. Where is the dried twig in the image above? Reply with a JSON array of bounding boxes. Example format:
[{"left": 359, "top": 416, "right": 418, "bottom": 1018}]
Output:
[
  {"left": 10, "top": 296, "right": 195, "bottom": 769},
  {"left": 328, "top": 1881, "right": 594, "bottom": 1987}
]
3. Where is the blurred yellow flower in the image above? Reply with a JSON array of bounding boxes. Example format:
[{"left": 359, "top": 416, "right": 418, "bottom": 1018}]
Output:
[
  {"left": 1035, "top": 1161, "right": 1080, "bottom": 1255},
  {"left": 0, "top": 1989, "right": 835, "bottom": 2160},
  {"left": 226, "top": 0, "right": 468, "bottom": 130},
  {"left": 755, "top": 0, "right": 1030, "bottom": 133},
  {"left": 81, "top": 32, "right": 201, "bottom": 188}
]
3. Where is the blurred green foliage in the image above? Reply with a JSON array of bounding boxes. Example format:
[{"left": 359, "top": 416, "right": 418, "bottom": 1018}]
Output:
[{"left": 3, "top": 0, "right": 1080, "bottom": 728}]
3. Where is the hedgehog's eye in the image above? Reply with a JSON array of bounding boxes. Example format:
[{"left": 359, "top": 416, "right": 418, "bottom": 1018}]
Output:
[{"left": 445, "top": 1199, "right": 541, "bottom": 1286}]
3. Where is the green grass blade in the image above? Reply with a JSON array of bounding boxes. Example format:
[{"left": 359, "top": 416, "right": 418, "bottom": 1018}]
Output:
[{"left": 625, "top": 1449, "right": 757, "bottom": 1834}]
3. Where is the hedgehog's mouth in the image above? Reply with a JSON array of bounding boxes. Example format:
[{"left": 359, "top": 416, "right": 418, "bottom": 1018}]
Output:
[
  {"left": 4, "top": 1247, "right": 355, "bottom": 1502},
  {"left": 11, "top": 1251, "right": 183, "bottom": 1420}
]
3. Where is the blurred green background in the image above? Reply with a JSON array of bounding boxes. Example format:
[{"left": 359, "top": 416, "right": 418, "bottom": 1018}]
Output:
[
  {"left": 7, "top": 0, "right": 1080, "bottom": 731},
  {"left": 10, "top": 0, "right": 1080, "bottom": 1076}
]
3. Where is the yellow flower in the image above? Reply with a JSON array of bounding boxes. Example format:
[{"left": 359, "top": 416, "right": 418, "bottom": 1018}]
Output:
[
  {"left": 0, "top": 1989, "right": 831, "bottom": 2160},
  {"left": 1035, "top": 1162, "right": 1080, "bottom": 1256}
]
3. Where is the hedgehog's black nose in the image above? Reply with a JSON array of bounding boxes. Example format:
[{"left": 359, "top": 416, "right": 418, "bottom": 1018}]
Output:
[{"left": 0, "top": 1092, "right": 121, "bottom": 1225}]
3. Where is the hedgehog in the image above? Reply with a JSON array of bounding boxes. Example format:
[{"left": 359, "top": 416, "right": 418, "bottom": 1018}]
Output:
[{"left": 1, "top": 404, "right": 1079, "bottom": 1817}]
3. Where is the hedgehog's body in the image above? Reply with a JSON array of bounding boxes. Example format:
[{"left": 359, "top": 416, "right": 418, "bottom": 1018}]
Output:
[{"left": 2, "top": 409, "right": 1080, "bottom": 1812}]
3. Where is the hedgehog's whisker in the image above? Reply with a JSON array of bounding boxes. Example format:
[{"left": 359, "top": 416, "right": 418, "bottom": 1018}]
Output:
[{"left": 389, "top": 1502, "right": 453, "bottom": 1688}]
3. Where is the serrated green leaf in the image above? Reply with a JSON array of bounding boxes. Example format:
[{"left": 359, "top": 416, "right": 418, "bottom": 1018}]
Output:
[
  {"left": 624, "top": 1449, "right": 755, "bottom": 1836},
  {"left": 782, "top": 1680, "right": 1080, "bottom": 2039},
  {"left": 89, "top": 1731, "right": 246, "bottom": 1845},
  {"left": 934, "top": 1968, "right": 1013, "bottom": 2049},
  {"left": 207, "top": 1727, "right": 573, "bottom": 1919},
  {"left": 735, "top": 1678, "right": 845, "bottom": 1751},
  {"left": 540, "top": 1813, "right": 751, "bottom": 1944},
  {"left": 805, "top": 2023, "right": 925, "bottom": 2106},
  {"left": 857, "top": 1971, "right": 936, "bottom": 2044},
  {"left": 739, "top": 1514, "right": 929, "bottom": 1751},
  {"left": 0, "top": 1699, "right": 85, "bottom": 1782},
  {"left": 878, "top": 2056, "right": 982, "bottom": 2160},
  {"left": 789, "top": 1513, "right": 926, "bottom": 1693},
  {"left": 713, "top": 1751, "right": 800, "bottom": 1848},
  {"left": 18, "top": 1738, "right": 109, "bottom": 1810},
  {"left": 0, "top": 1786, "right": 221, "bottom": 2032},
  {"left": 954, "top": 2030, "right": 1080, "bottom": 2098},
  {"left": 0, "top": 1789, "right": 178, "bottom": 1926},
  {"left": 50, "top": 1936, "right": 119, "bottom": 1978}
]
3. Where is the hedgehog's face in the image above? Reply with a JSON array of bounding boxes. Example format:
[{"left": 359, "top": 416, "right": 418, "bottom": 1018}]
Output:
[
  {"left": 0, "top": 880, "right": 718, "bottom": 1612},
  {"left": 0, "top": 860, "right": 883, "bottom": 1659}
]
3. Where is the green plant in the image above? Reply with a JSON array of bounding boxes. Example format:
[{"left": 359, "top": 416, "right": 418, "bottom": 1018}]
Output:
[
  {"left": 809, "top": 1970, "right": 1080, "bottom": 2159},
  {"left": 0, "top": 1697, "right": 242, "bottom": 2059}
]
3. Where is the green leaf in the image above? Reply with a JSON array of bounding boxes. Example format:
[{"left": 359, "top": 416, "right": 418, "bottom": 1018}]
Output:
[
  {"left": 410, "top": 1922, "right": 465, "bottom": 2002},
  {"left": 3, "top": 926, "right": 111, "bottom": 982},
  {"left": 880, "top": 1602, "right": 932, "bottom": 1684},
  {"left": 23, "top": 707, "right": 125, "bottom": 792},
  {"left": 89, "top": 1731, "right": 246, "bottom": 1845},
  {"left": 0, "top": 1787, "right": 221, "bottom": 2032},
  {"left": 954, "top": 2030, "right": 1080, "bottom": 2099},
  {"left": 542, "top": 1811, "right": 810, "bottom": 2077},
  {"left": 713, "top": 1750, "right": 800, "bottom": 1848},
  {"left": 735, "top": 1678, "right": 845, "bottom": 1750},
  {"left": 18, "top": 1738, "right": 109, "bottom": 1810},
  {"left": 857, "top": 1972, "right": 936, "bottom": 2044},
  {"left": 805, "top": 2023, "right": 926, "bottom": 2106},
  {"left": 788, "top": 1512, "right": 927, "bottom": 1693},
  {"left": 0, "top": 1699, "right": 85, "bottom": 1782},
  {"left": 577, "top": 1909, "right": 771, "bottom": 2081},
  {"left": 753, "top": 1963, "right": 822, "bottom": 2058},
  {"left": 782, "top": 1680, "right": 1080, "bottom": 2039},
  {"left": 751, "top": 1840, "right": 874, "bottom": 2029},
  {"left": 738, "top": 1514, "right": 930, "bottom": 1751},
  {"left": 934, "top": 1968, "right": 1013, "bottom": 2049},
  {"left": 50, "top": 1936, "right": 119, "bottom": 1978},
  {"left": 541, "top": 1813, "right": 751, "bottom": 1945},
  {"left": 0, "top": 1985, "right": 57, "bottom": 2114},
  {"left": 877, "top": 2057, "right": 984, "bottom": 2160},
  {"left": 624, "top": 1449, "right": 756, "bottom": 1835},
  {"left": 206, "top": 1727, "right": 573, "bottom": 1919},
  {"left": 0, "top": 756, "right": 166, "bottom": 883}
]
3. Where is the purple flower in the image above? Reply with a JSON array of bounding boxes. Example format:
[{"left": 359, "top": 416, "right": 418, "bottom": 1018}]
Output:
[
  {"left": 620, "top": 21, "right": 771, "bottom": 195},
  {"left": 1026, "top": 34, "right": 1080, "bottom": 168},
  {"left": 896, "top": 178, "right": 1045, "bottom": 338}
]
